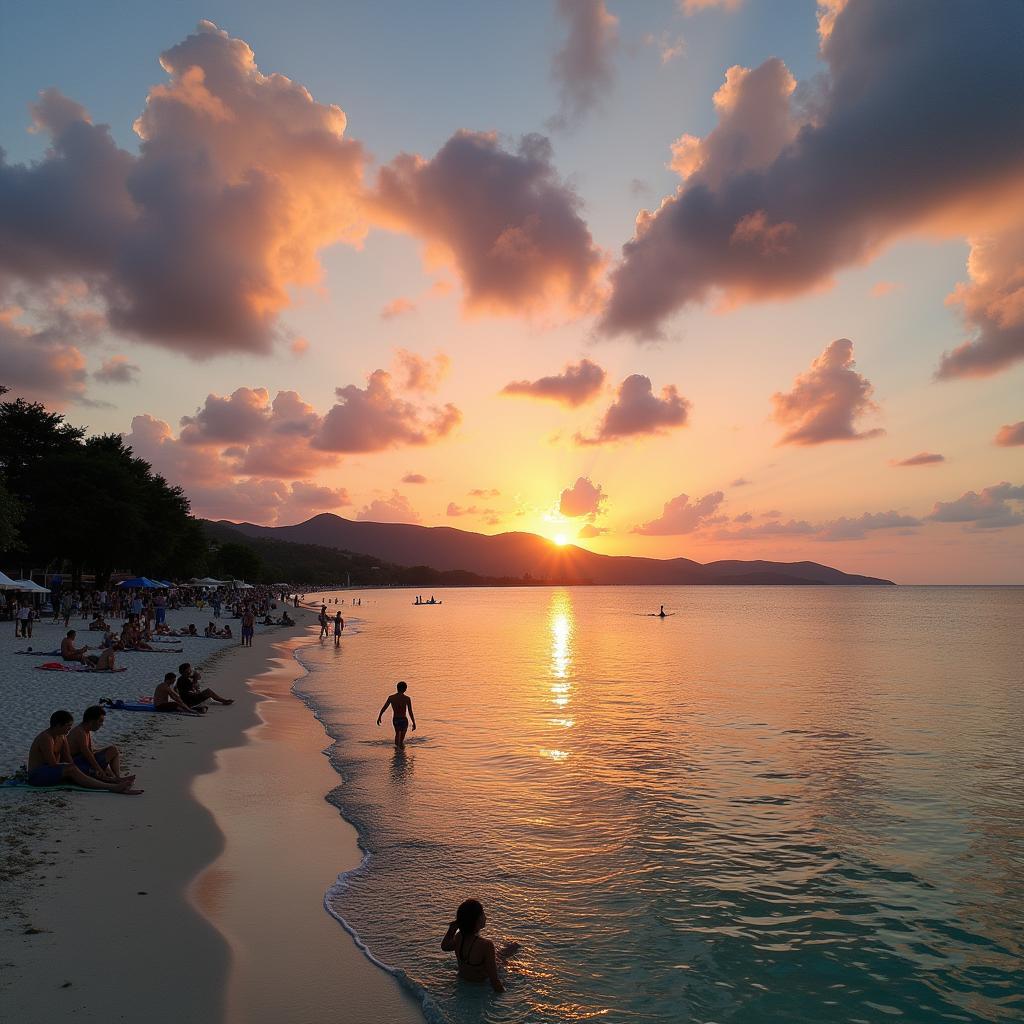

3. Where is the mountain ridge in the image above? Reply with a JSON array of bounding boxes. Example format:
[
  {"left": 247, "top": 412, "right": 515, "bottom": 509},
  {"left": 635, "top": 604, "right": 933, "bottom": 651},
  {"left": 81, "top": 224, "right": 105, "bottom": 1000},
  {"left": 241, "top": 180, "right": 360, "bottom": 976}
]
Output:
[{"left": 216, "top": 513, "right": 895, "bottom": 586}]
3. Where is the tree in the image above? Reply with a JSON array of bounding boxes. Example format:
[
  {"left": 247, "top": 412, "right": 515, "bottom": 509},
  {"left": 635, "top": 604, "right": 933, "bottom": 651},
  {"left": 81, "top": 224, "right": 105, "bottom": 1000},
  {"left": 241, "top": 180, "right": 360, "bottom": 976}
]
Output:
[
  {"left": 0, "top": 477, "right": 21, "bottom": 552},
  {"left": 213, "top": 542, "right": 263, "bottom": 582}
]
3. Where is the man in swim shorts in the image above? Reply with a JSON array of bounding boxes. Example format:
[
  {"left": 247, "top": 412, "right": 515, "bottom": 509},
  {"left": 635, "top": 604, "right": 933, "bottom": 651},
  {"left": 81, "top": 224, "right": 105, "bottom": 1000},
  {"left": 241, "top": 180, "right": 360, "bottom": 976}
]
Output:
[
  {"left": 377, "top": 681, "right": 416, "bottom": 747},
  {"left": 67, "top": 705, "right": 132, "bottom": 782},
  {"left": 27, "top": 710, "right": 142, "bottom": 793},
  {"left": 154, "top": 671, "right": 204, "bottom": 713}
]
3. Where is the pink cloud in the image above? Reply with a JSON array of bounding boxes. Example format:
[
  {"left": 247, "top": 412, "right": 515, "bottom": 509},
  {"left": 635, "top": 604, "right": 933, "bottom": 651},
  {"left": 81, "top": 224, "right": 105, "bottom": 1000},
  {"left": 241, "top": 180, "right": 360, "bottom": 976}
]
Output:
[
  {"left": 892, "top": 452, "right": 945, "bottom": 467},
  {"left": 549, "top": 0, "right": 619, "bottom": 128},
  {"left": 870, "top": 281, "right": 900, "bottom": 298},
  {"left": 314, "top": 370, "right": 460, "bottom": 453},
  {"left": 577, "top": 523, "right": 608, "bottom": 538},
  {"left": 356, "top": 491, "right": 421, "bottom": 524},
  {"left": 446, "top": 502, "right": 498, "bottom": 518},
  {"left": 680, "top": 0, "right": 742, "bottom": 12},
  {"left": 402, "top": 473, "right": 428, "bottom": 484},
  {"left": 633, "top": 491, "right": 726, "bottom": 535},
  {"left": 469, "top": 488, "right": 500, "bottom": 498},
  {"left": 94, "top": 355, "right": 140, "bottom": 383},
  {"left": 381, "top": 297, "right": 417, "bottom": 320},
  {"left": 559, "top": 476, "right": 606, "bottom": 518},
  {"left": 373, "top": 131, "right": 603, "bottom": 317},
  {"left": 772, "top": 339, "right": 884, "bottom": 446},
  {"left": 0, "top": 22, "right": 367, "bottom": 358},
  {"left": 994, "top": 421, "right": 1024, "bottom": 447},
  {"left": 577, "top": 374, "right": 690, "bottom": 445},
  {"left": 601, "top": 3, "right": 1024, "bottom": 339},
  {"left": 0, "top": 307, "right": 88, "bottom": 406},
  {"left": 928, "top": 482, "right": 1024, "bottom": 530},
  {"left": 502, "top": 357, "right": 606, "bottom": 407},
  {"left": 937, "top": 228, "right": 1024, "bottom": 378},
  {"left": 394, "top": 349, "right": 450, "bottom": 393}
]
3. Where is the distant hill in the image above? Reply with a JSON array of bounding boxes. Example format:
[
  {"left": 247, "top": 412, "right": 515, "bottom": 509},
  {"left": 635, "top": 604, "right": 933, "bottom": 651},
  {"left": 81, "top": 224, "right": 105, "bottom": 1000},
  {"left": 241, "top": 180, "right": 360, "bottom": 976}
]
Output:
[{"left": 213, "top": 513, "right": 894, "bottom": 586}]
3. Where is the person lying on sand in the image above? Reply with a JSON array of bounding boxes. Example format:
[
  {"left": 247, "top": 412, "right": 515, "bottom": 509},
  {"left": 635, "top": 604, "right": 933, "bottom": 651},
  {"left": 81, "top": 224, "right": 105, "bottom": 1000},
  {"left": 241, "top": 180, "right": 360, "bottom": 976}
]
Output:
[
  {"left": 441, "top": 899, "right": 518, "bottom": 993},
  {"left": 67, "top": 705, "right": 135, "bottom": 782},
  {"left": 278, "top": 611, "right": 294, "bottom": 626},
  {"left": 27, "top": 710, "right": 142, "bottom": 794},
  {"left": 177, "top": 662, "right": 234, "bottom": 708},
  {"left": 376, "top": 681, "right": 415, "bottom": 747},
  {"left": 154, "top": 671, "right": 205, "bottom": 714},
  {"left": 61, "top": 630, "right": 99, "bottom": 668}
]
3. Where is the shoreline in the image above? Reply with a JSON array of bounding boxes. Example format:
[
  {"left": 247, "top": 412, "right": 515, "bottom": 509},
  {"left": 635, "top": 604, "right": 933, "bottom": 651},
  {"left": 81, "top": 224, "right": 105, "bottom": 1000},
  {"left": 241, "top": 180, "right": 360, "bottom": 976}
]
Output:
[
  {"left": 190, "top": 615, "right": 423, "bottom": 1023},
  {"left": 0, "top": 599, "right": 420, "bottom": 1024}
]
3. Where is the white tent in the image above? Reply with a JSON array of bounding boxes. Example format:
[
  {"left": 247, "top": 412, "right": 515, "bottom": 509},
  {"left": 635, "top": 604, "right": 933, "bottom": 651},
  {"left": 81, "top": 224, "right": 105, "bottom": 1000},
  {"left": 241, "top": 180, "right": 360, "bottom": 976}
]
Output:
[
  {"left": 0, "top": 570, "right": 20, "bottom": 589},
  {"left": 14, "top": 580, "right": 51, "bottom": 593},
  {"left": 194, "top": 577, "right": 227, "bottom": 586},
  {"left": 233, "top": 582, "right": 254, "bottom": 589}
]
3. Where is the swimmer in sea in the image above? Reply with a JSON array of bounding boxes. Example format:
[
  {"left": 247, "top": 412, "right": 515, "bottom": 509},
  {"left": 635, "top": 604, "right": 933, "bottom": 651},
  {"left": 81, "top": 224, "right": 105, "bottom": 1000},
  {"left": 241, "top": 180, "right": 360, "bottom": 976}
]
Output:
[
  {"left": 376, "top": 680, "right": 416, "bottom": 746},
  {"left": 441, "top": 898, "right": 519, "bottom": 993},
  {"left": 658, "top": 605, "right": 666, "bottom": 618}
]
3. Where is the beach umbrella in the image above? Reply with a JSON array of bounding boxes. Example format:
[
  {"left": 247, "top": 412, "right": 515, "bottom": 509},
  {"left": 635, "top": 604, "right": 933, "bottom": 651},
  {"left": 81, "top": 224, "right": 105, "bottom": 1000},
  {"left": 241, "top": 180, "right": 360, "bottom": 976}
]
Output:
[
  {"left": 0, "top": 570, "right": 20, "bottom": 589},
  {"left": 195, "top": 577, "right": 226, "bottom": 586},
  {"left": 116, "top": 576, "right": 161, "bottom": 589}
]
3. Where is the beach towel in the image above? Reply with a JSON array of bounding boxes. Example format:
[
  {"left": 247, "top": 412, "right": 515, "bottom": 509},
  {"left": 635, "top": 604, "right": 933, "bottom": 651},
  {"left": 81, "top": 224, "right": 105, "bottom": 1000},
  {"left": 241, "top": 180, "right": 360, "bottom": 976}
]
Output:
[
  {"left": 0, "top": 778, "right": 111, "bottom": 793},
  {"left": 122, "top": 648, "right": 183, "bottom": 654},
  {"left": 36, "top": 662, "right": 127, "bottom": 673},
  {"left": 101, "top": 699, "right": 192, "bottom": 714},
  {"left": 16, "top": 649, "right": 62, "bottom": 656}
]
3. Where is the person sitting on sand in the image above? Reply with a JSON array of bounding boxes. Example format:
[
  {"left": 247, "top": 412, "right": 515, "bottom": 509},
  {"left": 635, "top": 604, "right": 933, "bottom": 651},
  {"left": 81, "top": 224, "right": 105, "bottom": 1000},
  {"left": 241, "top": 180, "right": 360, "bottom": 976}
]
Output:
[
  {"left": 186, "top": 623, "right": 198, "bottom": 637},
  {"left": 441, "top": 899, "right": 518, "bottom": 993},
  {"left": 176, "top": 662, "right": 234, "bottom": 709},
  {"left": 154, "top": 671, "right": 205, "bottom": 714},
  {"left": 88, "top": 615, "right": 109, "bottom": 631},
  {"left": 278, "top": 611, "right": 294, "bottom": 626},
  {"left": 67, "top": 705, "right": 133, "bottom": 782},
  {"left": 376, "top": 681, "right": 415, "bottom": 747},
  {"left": 27, "top": 710, "right": 142, "bottom": 794},
  {"left": 61, "top": 629, "right": 98, "bottom": 668}
]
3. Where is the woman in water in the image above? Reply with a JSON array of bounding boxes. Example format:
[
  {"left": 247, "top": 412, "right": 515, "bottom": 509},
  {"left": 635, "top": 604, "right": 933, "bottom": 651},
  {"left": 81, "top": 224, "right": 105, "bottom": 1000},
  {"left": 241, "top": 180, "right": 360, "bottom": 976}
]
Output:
[{"left": 441, "top": 899, "right": 517, "bottom": 993}]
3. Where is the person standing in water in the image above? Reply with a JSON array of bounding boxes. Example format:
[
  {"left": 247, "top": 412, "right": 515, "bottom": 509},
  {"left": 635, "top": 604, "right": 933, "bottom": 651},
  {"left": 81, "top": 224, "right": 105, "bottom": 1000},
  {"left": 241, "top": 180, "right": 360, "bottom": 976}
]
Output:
[
  {"left": 333, "top": 610, "right": 344, "bottom": 646},
  {"left": 377, "top": 681, "right": 415, "bottom": 746},
  {"left": 441, "top": 899, "right": 518, "bottom": 993}
]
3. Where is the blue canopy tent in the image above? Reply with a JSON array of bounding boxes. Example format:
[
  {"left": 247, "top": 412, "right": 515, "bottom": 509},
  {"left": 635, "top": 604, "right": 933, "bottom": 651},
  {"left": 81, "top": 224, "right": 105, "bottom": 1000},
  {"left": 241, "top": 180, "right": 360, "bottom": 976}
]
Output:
[{"left": 116, "top": 577, "right": 162, "bottom": 589}]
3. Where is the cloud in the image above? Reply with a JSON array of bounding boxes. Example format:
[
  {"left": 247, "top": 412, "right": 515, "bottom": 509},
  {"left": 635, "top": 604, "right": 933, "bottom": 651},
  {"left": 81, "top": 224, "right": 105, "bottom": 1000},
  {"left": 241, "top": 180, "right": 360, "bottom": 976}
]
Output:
[
  {"left": 381, "top": 297, "right": 416, "bottom": 320},
  {"left": 772, "top": 339, "right": 883, "bottom": 446},
  {"left": 644, "top": 32, "right": 686, "bottom": 66},
  {"left": 356, "top": 491, "right": 421, "bottom": 524},
  {"left": 373, "top": 131, "right": 603, "bottom": 317},
  {"left": 94, "top": 355, "right": 140, "bottom": 383},
  {"left": 601, "top": 1, "right": 1024, "bottom": 338},
  {"left": 290, "top": 337, "right": 310, "bottom": 356},
  {"left": 469, "top": 488, "right": 500, "bottom": 498},
  {"left": 559, "top": 476, "right": 606, "bottom": 518},
  {"left": 578, "top": 523, "right": 608, "bottom": 538},
  {"left": 892, "top": 452, "right": 945, "bottom": 467},
  {"left": 315, "top": 370, "right": 460, "bottom": 453},
  {"left": 501, "top": 357, "right": 606, "bottom": 407},
  {"left": 633, "top": 491, "right": 726, "bottom": 535},
  {"left": 0, "top": 307, "right": 88, "bottom": 406},
  {"left": 549, "top": 0, "right": 619, "bottom": 128},
  {"left": 716, "top": 518, "right": 817, "bottom": 539},
  {"left": 0, "top": 22, "right": 367, "bottom": 358},
  {"left": 870, "top": 280, "right": 900, "bottom": 298},
  {"left": 577, "top": 374, "right": 690, "bottom": 445},
  {"left": 733, "top": 512, "right": 753, "bottom": 523},
  {"left": 936, "top": 227, "right": 1024, "bottom": 378},
  {"left": 995, "top": 421, "right": 1024, "bottom": 447},
  {"left": 180, "top": 386, "right": 274, "bottom": 444},
  {"left": 731, "top": 477, "right": 751, "bottom": 487},
  {"left": 393, "top": 349, "right": 450, "bottom": 392},
  {"left": 680, "top": 0, "right": 742, "bottom": 12},
  {"left": 402, "top": 473, "right": 428, "bottom": 484},
  {"left": 816, "top": 510, "right": 922, "bottom": 541},
  {"left": 123, "top": 411, "right": 346, "bottom": 525},
  {"left": 446, "top": 502, "right": 497, "bottom": 518},
  {"left": 928, "top": 482, "right": 1024, "bottom": 530}
]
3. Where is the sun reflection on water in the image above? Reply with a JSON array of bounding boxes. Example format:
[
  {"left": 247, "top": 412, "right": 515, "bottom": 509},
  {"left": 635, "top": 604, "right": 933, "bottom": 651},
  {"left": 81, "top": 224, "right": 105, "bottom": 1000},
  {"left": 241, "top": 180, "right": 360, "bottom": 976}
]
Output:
[{"left": 546, "top": 592, "right": 576, "bottom": 754}]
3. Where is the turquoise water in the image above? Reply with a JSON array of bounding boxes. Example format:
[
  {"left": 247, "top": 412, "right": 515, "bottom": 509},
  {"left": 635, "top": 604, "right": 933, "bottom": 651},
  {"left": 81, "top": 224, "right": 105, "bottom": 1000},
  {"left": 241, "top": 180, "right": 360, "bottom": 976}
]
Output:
[{"left": 295, "top": 587, "right": 1024, "bottom": 1023}]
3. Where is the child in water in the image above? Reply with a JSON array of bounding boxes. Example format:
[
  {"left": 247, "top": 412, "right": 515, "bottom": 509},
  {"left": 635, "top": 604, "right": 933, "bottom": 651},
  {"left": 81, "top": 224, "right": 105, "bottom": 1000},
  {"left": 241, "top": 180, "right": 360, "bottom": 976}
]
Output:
[{"left": 441, "top": 899, "right": 519, "bottom": 993}]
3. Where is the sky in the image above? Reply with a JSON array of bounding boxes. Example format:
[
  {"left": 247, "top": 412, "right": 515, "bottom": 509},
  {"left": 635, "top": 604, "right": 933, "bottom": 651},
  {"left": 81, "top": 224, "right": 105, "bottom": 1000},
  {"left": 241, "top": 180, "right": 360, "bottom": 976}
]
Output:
[{"left": 0, "top": 0, "right": 1022, "bottom": 584}]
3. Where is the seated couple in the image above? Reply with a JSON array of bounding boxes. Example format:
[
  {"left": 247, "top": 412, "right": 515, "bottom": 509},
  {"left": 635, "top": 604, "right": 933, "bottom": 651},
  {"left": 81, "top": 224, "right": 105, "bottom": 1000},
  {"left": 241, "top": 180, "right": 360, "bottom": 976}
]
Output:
[
  {"left": 61, "top": 630, "right": 117, "bottom": 670},
  {"left": 204, "top": 622, "right": 232, "bottom": 638},
  {"left": 27, "top": 708, "right": 143, "bottom": 794},
  {"left": 152, "top": 663, "right": 234, "bottom": 714}
]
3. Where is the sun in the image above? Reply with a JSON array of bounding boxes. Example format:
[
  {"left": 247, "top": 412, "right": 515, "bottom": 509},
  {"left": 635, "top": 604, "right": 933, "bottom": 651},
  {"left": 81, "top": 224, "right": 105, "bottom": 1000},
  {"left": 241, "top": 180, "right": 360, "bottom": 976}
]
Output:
[{"left": 554, "top": 533, "right": 569, "bottom": 546}]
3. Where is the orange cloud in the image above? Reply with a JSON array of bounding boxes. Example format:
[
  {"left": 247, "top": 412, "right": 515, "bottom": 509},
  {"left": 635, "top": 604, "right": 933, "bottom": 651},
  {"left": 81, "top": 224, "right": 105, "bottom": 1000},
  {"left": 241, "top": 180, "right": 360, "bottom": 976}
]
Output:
[
  {"left": 994, "top": 421, "right": 1024, "bottom": 447},
  {"left": 501, "top": 358, "right": 606, "bottom": 407},
  {"left": 772, "top": 339, "right": 884, "bottom": 446},
  {"left": 576, "top": 374, "right": 690, "bottom": 445}
]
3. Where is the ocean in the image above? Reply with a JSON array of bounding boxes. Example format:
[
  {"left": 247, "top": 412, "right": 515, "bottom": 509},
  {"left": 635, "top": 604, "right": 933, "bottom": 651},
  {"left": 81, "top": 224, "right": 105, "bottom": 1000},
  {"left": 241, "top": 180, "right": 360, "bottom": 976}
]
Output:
[{"left": 294, "top": 586, "right": 1023, "bottom": 1023}]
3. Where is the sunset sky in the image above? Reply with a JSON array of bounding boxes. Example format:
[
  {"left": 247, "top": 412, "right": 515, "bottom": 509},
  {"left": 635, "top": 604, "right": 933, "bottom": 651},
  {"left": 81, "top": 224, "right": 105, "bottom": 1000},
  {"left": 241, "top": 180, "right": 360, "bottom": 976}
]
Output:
[{"left": 1, "top": 0, "right": 1022, "bottom": 583}]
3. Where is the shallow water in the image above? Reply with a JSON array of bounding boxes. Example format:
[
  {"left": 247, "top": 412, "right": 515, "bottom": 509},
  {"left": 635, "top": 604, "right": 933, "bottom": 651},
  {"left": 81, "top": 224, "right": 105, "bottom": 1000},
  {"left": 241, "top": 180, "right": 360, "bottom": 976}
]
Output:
[{"left": 296, "top": 587, "right": 1024, "bottom": 1023}]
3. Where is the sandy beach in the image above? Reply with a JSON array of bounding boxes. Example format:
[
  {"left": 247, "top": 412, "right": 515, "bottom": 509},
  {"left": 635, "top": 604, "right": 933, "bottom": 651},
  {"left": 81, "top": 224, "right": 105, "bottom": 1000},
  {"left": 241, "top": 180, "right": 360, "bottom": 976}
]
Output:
[{"left": 0, "top": 602, "right": 422, "bottom": 1024}]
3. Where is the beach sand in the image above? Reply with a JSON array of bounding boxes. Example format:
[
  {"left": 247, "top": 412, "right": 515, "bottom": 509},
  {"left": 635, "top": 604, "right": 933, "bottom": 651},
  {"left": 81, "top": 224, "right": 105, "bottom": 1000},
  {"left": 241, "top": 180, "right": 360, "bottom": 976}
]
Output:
[{"left": 0, "top": 603, "right": 422, "bottom": 1024}]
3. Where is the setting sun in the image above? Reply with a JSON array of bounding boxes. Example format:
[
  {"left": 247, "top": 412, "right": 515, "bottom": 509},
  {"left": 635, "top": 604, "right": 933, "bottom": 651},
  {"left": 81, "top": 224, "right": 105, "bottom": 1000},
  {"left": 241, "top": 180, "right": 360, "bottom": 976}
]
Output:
[{"left": 554, "top": 533, "right": 569, "bottom": 546}]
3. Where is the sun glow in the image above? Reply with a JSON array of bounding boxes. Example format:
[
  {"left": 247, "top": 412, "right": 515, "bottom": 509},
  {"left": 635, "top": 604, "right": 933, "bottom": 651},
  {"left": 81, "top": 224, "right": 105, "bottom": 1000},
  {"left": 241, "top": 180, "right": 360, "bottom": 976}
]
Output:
[{"left": 554, "top": 533, "right": 568, "bottom": 546}]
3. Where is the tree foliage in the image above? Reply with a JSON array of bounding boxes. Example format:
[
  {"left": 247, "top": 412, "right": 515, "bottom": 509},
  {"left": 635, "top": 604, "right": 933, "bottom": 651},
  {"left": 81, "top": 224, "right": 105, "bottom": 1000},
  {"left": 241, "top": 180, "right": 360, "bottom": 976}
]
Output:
[{"left": 0, "top": 393, "right": 208, "bottom": 580}]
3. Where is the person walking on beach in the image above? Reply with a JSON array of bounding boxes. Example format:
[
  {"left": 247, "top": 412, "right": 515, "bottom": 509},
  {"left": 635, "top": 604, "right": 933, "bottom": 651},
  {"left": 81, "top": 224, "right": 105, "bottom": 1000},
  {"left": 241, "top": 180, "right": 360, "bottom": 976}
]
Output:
[
  {"left": 241, "top": 607, "right": 255, "bottom": 647},
  {"left": 377, "top": 681, "right": 416, "bottom": 746},
  {"left": 333, "top": 610, "right": 344, "bottom": 647},
  {"left": 441, "top": 899, "right": 518, "bottom": 993},
  {"left": 319, "top": 605, "right": 330, "bottom": 640},
  {"left": 27, "top": 711, "right": 142, "bottom": 794}
]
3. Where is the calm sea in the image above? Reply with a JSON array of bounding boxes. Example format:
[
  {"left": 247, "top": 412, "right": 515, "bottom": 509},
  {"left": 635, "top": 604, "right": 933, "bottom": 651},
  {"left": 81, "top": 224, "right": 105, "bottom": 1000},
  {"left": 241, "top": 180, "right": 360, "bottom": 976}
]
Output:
[{"left": 293, "top": 586, "right": 1023, "bottom": 1023}]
